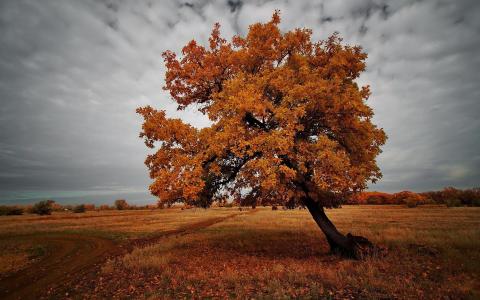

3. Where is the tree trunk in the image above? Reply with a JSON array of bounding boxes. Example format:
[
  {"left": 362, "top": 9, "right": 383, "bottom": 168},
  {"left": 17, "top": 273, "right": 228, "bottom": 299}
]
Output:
[{"left": 303, "top": 196, "right": 374, "bottom": 259}]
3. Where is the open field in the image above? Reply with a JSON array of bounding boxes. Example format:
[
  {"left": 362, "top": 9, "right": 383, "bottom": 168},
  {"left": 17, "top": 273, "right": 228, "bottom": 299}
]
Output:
[{"left": 0, "top": 206, "right": 479, "bottom": 299}]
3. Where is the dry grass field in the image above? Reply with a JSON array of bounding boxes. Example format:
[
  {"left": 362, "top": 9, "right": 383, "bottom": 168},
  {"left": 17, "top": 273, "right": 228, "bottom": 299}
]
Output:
[{"left": 0, "top": 205, "right": 479, "bottom": 299}]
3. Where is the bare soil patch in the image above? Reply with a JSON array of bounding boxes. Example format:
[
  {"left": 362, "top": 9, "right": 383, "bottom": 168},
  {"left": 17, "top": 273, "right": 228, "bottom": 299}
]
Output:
[{"left": 0, "top": 233, "right": 115, "bottom": 300}]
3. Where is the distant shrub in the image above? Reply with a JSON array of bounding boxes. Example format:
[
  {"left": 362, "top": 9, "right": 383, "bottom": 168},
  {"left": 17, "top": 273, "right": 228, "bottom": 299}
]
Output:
[
  {"left": 99, "top": 204, "right": 111, "bottom": 210},
  {"left": 133, "top": 205, "right": 150, "bottom": 210},
  {"left": 183, "top": 204, "right": 193, "bottom": 210},
  {"left": 422, "top": 197, "right": 436, "bottom": 205},
  {"left": 393, "top": 191, "right": 421, "bottom": 205},
  {"left": 284, "top": 199, "right": 296, "bottom": 209},
  {"left": 347, "top": 191, "right": 393, "bottom": 205},
  {"left": 84, "top": 204, "right": 95, "bottom": 211},
  {"left": 445, "top": 198, "right": 462, "bottom": 207},
  {"left": 473, "top": 198, "right": 480, "bottom": 207},
  {"left": 0, "top": 206, "right": 24, "bottom": 216},
  {"left": 345, "top": 187, "right": 479, "bottom": 206},
  {"left": 50, "top": 202, "right": 64, "bottom": 211},
  {"left": 73, "top": 204, "right": 86, "bottom": 213},
  {"left": 422, "top": 187, "right": 480, "bottom": 206},
  {"left": 462, "top": 188, "right": 480, "bottom": 206},
  {"left": 366, "top": 196, "right": 383, "bottom": 205},
  {"left": 405, "top": 198, "right": 418, "bottom": 208},
  {"left": 272, "top": 205, "right": 278, "bottom": 210},
  {"left": 30, "top": 200, "right": 55, "bottom": 215},
  {"left": 114, "top": 199, "right": 129, "bottom": 210}
]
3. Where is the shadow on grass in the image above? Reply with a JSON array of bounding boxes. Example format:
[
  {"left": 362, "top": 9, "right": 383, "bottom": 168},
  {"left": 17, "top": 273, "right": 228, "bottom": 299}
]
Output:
[{"left": 173, "top": 227, "right": 338, "bottom": 260}]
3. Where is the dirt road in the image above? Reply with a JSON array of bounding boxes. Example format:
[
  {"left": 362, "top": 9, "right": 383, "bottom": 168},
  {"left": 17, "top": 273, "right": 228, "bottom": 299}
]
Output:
[
  {"left": 0, "top": 233, "right": 115, "bottom": 300},
  {"left": 0, "top": 212, "right": 247, "bottom": 299}
]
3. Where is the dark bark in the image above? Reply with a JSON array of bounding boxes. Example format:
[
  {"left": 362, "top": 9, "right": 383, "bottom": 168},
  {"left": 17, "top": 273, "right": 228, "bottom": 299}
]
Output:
[{"left": 302, "top": 196, "right": 375, "bottom": 259}]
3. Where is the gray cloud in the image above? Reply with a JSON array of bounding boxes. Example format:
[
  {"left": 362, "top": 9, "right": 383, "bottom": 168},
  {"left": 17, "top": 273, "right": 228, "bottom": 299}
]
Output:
[{"left": 0, "top": 0, "right": 479, "bottom": 202}]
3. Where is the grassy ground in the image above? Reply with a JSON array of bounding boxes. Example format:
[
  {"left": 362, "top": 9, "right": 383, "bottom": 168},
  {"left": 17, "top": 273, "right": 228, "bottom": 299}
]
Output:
[
  {"left": 0, "top": 208, "right": 236, "bottom": 280},
  {"left": 94, "top": 206, "right": 480, "bottom": 299},
  {"left": 0, "top": 206, "right": 479, "bottom": 299},
  {"left": 0, "top": 208, "right": 235, "bottom": 239}
]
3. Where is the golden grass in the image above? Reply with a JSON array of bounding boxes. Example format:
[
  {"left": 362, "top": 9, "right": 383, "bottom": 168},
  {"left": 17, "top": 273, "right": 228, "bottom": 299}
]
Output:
[
  {"left": 95, "top": 206, "right": 480, "bottom": 299},
  {"left": 1, "top": 206, "right": 479, "bottom": 298},
  {"left": 0, "top": 208, "right": 235, "bottom": 238},
  {"left": 0, "top": 208, "right": 237, "bottom": 279}
]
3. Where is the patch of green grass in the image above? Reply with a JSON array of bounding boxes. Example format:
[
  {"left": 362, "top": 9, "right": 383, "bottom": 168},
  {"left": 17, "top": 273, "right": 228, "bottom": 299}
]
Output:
[{"left": 27, "top": 245, "right": 47, "bottom": 259}]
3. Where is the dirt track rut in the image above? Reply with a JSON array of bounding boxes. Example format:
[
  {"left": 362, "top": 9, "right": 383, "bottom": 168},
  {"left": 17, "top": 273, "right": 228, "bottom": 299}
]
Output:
[
  {"left": 0, "top": 234, "right": 115, "bottom": 300},
  {"left": 0, "top": 211, "right": 248, "bottom": 299}
]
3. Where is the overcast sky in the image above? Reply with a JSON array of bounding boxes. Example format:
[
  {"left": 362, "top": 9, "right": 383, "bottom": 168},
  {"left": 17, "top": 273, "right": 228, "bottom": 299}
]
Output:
[{"left": 0, "top": 0, "right": 479, "bottom": 201}]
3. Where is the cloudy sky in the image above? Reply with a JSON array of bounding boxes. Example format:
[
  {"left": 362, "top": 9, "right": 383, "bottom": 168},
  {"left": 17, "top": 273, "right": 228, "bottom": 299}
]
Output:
[{"left": 0, "top": 0, "right": 479, "bottom": 202}]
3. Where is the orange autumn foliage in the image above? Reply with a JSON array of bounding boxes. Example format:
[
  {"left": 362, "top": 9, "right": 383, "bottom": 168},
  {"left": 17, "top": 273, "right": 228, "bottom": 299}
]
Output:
[
  {"left": 137, "top": 12, "right": 386, "bottom": 208},
  {"left": 348, "top": 191, "right": 428, "bottom": 205},
  {"left": 348, "top": 191, "right": 393, "bottom": 205}
]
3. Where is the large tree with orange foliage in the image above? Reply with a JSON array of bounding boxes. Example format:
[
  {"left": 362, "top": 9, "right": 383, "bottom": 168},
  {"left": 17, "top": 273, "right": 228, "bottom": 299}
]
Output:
[{"left": 137, "top": 12, "right": 386, "bottom": 258}]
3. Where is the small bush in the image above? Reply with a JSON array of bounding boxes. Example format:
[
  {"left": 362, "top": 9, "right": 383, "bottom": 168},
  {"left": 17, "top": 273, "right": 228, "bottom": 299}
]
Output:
[
  {"left": 0, "top": 206, "right": 24, "bottom": 216},
  {"left": 405, "top": 198, "right": 419, "bottom": 208},
  {"left": 445, "top": 198, "right": 462, "bottom": 207},
  {"left": 284, "top": 199, "right": 295, "bottom": 209},
  {"left": 30, "top": 200, "right": 54, "bottom": 215},
  {"left": 50, "top": 202, "right": 64, "bottom": 211},
  {"left": 272, "top": 205, "right": 278, "bottom": 210},
  {"left": 182, "top": 204, "right": 192, "bottom": 210},
  {"left": 84, "top": 204, "right": 95, "bottom": 211},
  {"left": 73, "top": 204, "right": 86, "bottom": 213},
  {"left": 422, "top": 197, "right": 436, "bottom": 205},
  {"left": 114, "top": 199, "right": 129, "bottom": 210}
]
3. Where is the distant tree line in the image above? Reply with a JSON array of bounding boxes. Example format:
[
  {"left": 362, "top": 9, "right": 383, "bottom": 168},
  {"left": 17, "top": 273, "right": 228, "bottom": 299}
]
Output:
[
  {"left": 1, "top": 187, "right": 479, "bottom": 216},
  {"left": 347, "top": 187, "right": 480, "bottom": 207},
  {"left": 0, "top": 198, "right": 159, "bottom": 216}
]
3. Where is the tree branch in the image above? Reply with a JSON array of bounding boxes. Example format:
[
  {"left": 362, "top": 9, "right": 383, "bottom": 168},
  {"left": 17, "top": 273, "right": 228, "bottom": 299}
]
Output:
[
  {"left": 243, "top": 112, "right": 268, "bottom": 130},
  {"left": 216, "top": 151, "right": 262, "bottom": 186}
]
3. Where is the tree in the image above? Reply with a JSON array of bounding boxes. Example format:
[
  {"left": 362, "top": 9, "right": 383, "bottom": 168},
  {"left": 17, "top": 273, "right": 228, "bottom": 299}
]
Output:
[
  {"left": 31, "top": 200, "right": 55, "bottom": 215},
  {"left": 114, "top": 199, "right": 129, "bottom": 210},
  {"left": 84, "top": 204, "right": 96, "bottom": 211},
  {"left": 73, "top": 204, "right": 86, "bottom": 213},
  {"left": 137, "top": 12, "right": 386, "bottom": 258},
  {"left": 393, "top": 191, "right": 421, "bottom": 205},
  {"left": 0, "top": 206, "right": 24, "bottom": 216},
  {"left": 99, "top": 204, "right": 112, "bottom": 210}
]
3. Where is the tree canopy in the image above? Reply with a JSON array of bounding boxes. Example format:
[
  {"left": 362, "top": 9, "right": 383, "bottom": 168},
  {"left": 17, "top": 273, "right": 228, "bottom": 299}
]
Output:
[{"left": 137, "top": 12, "right": 386, "bottom": 209}]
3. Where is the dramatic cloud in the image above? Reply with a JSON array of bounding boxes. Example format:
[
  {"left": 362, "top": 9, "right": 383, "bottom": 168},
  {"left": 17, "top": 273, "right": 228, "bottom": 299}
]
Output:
[{"left": 0, "top": 0, "right": 479, "bottom": 201}]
